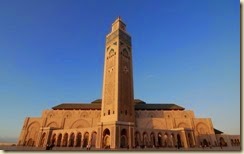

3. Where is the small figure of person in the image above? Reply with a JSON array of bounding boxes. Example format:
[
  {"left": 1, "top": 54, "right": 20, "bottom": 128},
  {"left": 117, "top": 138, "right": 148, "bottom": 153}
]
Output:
[{"left": 86, "top": 144, "right": 90, "bottom": 150}]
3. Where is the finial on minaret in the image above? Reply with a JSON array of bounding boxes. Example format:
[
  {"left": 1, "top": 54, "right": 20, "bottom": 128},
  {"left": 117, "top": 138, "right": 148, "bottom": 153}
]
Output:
[{"left": 111, "top": 16, "right": 126, "bottom": 32}]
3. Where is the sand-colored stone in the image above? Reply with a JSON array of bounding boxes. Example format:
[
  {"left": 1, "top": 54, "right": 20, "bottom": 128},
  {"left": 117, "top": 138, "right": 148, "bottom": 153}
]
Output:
[{"left": 17, "top": 17, "right": 240, "bottom": 150}]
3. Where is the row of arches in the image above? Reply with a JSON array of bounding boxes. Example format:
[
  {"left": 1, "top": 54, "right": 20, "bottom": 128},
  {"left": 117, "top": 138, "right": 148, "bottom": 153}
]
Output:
[
  {"left": 102, "top": 128, "right": 195, "bottom": 149},
  {"left": 39, "top": 131, "right": 97, "bottom": 148},
  {"left": 134, "top": 131, "right": 194, "bottom": 148},
  {"left": 231, "top": 139, "right": 240, "bottom": 146},
  {"left": 102, "top": 128, "right": 129, "bottom": 149}
]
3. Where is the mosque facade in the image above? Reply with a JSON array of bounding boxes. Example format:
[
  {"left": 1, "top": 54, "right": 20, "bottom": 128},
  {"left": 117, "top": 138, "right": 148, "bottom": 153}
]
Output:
[{"left": 17, "top": 18, "right": 240, "bottom": 149}]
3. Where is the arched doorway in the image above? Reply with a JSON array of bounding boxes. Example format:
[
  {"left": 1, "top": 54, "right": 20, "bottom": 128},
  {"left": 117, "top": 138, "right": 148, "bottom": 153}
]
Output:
[
  {"left": 57, "top": 134, "right": 62, "bottom": 147},
  {"left": 177, "top": 134, "right": 182, "bottom": 147},
  {"left": 39, "top": 133, "right": 46, "bottom": 147},
  {"left": 143, "top": 132, "right": 149, "bottom": 147},
  {"left": 76, "top": 132, "right": 82, "bottom": 147},
  {"left": 135, "top": 132, "right": 141, "bottom": 147},
  {"left": 187, "top": 133, "right": 193, "bottom": 147},
  {"left": 203, "top": 139, "right": 209, "bottom": 147},
  {"left": 219, "top": 137, "right": 227, "bottom": 146},
  {"left": 150, "top": 132, "right": 156, "bottom": 147},
  {"left": 83, "top": 132, "right": 89, "bottom": 148},
  {"left": 27, "top": 138, "right": 33, "bottom": 146},
  {"left": 158, "top": 133, "right": 162, "bottom": 147},
  {"left": 91, "top": 132, "right": 97, "bottom": 148},
  {"left": 51, "top": 134, "right": 56, "bottom": 146},
  {"left": 163, "top": 133, "right": 168, "bottom": 147},
  {"left": 62, "top": 133, "right": 68, "bottom": 147},
  {"left": 103, "top": 128, "right": 110, "bottom": 148},
  {"left": 171, "top": 133, "right": 176, "bottom": 147},
  {"left": 69, "top": 133, "right": 75, "bottom": 147},
  {"left": 120, "top": 129, "right": 127, "bottom": 148}
]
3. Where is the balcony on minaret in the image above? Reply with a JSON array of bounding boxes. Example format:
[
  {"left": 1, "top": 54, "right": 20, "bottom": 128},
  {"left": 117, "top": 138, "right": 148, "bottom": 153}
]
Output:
[{"left": 111, "top": 16, "right": 126, "bottom": 32}]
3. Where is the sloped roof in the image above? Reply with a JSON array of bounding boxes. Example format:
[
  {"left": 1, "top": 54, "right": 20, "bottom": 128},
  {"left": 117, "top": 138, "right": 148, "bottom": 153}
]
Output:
[
  {"left": 52, "top": 99, "right": 185, "bottom": 110},
  {"left": 214, "top": 128, "right": 223, "bottom": 134},
  {"left": 134, "top": 99, "right": 146, "bottom": 105},
  {"left": 52, "top": 103, "right": 101, "bottom": 110},
  {"left": 135, "top": 103, "right": 184, "bottom": 110}
]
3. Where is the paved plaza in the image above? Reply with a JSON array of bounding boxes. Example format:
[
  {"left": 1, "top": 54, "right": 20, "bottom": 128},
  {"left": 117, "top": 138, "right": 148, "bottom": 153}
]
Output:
[{"left": 0, "top": 145, "right": 241, "bottom": 151}]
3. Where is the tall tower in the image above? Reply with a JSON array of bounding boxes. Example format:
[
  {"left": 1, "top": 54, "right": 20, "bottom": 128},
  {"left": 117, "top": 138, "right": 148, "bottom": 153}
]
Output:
[{"left": 97, "top": 17, "right": 135, "bottom": 149}]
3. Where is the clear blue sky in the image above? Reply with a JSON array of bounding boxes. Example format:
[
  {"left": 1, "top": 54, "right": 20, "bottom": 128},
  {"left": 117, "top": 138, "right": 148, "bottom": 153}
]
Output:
[{"left": 0, "top": 0, "right": 240, "bottom": 142}]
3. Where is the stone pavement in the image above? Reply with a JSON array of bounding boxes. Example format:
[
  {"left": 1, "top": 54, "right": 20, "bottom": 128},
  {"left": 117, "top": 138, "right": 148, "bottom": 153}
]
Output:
[{"left": 0, "top": 145, "right": 241, "bottom": 151}]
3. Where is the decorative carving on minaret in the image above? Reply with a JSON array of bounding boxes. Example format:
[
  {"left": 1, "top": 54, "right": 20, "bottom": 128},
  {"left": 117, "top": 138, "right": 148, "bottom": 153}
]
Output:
[{"left": 101, "top": 17, "right": 134, "bottom": 122}]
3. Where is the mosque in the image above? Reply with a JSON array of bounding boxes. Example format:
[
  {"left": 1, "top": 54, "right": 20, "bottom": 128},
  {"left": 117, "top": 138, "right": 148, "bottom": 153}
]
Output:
[{"left": 17, "top": 17, "right": 240, "bottom": 149}]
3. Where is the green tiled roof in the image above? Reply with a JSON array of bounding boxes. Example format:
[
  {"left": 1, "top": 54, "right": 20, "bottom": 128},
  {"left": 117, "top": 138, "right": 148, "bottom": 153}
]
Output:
[
  {"left": 52, "top": 103, "right": 101, "bottom": 110},
  {"left": 52, "top": 99, "right": 185, "bottom": 110},
  {"left": 135, "top": 103, "right": 184, "bottom": 110},
  {"left": 214, "top": 128, "right": 223, "bottom": 134}
]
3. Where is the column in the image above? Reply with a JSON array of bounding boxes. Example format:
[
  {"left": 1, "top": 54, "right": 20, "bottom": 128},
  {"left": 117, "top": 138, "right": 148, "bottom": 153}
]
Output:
[
  {"left": 73, "top": 133, "right": 77, "bottom": 147},
  {"left": 191, "top": 131, "right": 196, "bottom": 147},
  {"left": 181, "top": 131, "right": 188, "bottom": 148}
]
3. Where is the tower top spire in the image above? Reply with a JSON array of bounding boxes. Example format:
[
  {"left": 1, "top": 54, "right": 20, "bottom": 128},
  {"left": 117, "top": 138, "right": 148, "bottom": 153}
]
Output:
[{"left": 111, "top": 16, "right": 126, "bottom": 32}]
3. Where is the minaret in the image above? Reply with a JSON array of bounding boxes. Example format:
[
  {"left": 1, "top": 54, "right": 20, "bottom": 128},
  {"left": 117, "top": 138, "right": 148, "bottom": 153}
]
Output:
[{"left": 98, "top": 17, "right": 134, "bottom": 149}]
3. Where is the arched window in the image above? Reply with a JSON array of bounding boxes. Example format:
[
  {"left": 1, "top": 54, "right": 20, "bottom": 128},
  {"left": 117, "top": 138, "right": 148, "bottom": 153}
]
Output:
[{"left": 109, "top": 49, "right": 114, "bottom": 55}]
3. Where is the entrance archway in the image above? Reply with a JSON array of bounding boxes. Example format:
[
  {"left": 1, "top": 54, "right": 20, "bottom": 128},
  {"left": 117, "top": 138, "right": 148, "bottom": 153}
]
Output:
[
  {"left": 51, "top": 134, "right": 56, "bottom": 146},
  {"left": 57, "top": 134, "right": 62, "bottom": 147},
  {"left": 158, "top": 133, "right": 162, "bottom": 147},
  {"left": 203, "top": 139, "right": 209, "bottom": 147},
  {"left": 27, "top": 138, "right": 33, "bottom": 146},
  {"left": 177, "top": 134, "right": 182, "bottom": 147},
  {"left": 135, "top": 132, "right": 141, "bottom": 147},
  {"left": 62, "top": 133, "right": 68, "bottom": 147},
  {"left": 39, "top": 133, "right": 46, "bottom": 147},
  {"left": 103, "top": 128, "right": 110, "bottom": 148},
  {"left": 187, "top": 133, "right": 193, "bottom": 147},
  {"left": 163, "top": 133, "right": 169, "bottom": 147},
  {"left": 83, "top": 132, "right": 89, "bottom": 147},
  {"left": 120, "top": 129, "right": 127, "bottom": 148},
  {"left": 219, "top": 137, "right": 227, "bottom": 146},
  {"left": 171, "top": 133, "right": 176, "bottom": 147},
  {"left": 150, "top": 132, "right": 156, "bottom": 147},
  {"left": 69, "top": 133, "right": 75, "bottom": 147},
  {"left": 91, "top": 132, "right": 97, "bottom": 148},
  {"left": 143, "top": 132, "right": 149, "bottom": 147},
  {"left": 76, "top": 132, "right": 82, "bottom": 147}
]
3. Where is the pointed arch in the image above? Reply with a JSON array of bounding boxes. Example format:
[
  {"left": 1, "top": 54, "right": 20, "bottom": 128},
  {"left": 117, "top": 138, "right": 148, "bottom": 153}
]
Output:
[
  {"left": 57, "top": 134, "right": 62, "bottom": 147},
  {"left": 103, "top": 128, "right": 110, "bottom": 148},
  {"left": 135, "top": 131, "right": 141, "bottom": 147},
  {"left": 76, "top": 132, "right": 82, "bottom": 147},
  {"left": 196, "top": 122, "right": 209, "bottom": 134},
  {"left": 39, "top": 132, "right": 46, "bottom": 147},
  {"left": 62, "top": 133, "right": 68, "bottom": 147},
  {"left": 46, "top": 121, "right": 58, "bottom": 128},
  {"left": 70, "top": 119, "right": 90, "bottom": 129},
  {"left": 83, "top": 132, "right": 89, "bottom": 148},
  {"left": 91, "top": 131, "right": 97, "bottom": 148},
  {"left": 120, "top": 129, "right": 127, "bottom": 148}
]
